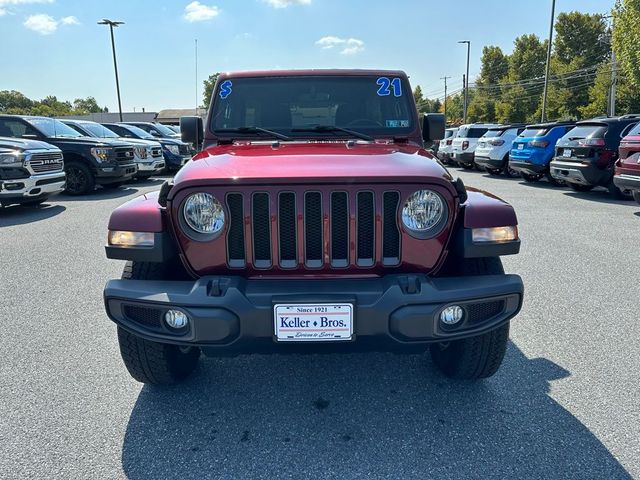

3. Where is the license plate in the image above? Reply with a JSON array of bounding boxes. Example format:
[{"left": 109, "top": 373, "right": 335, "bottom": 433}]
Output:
[
  {"left": 563, "top": 148, "right": 572, "bottom": 157},
  {"left": 274, "top": 303, "right": 353, "bottom": 342},
  {"left": 518, "top": 143, "right": 524, "bottom": 150}
]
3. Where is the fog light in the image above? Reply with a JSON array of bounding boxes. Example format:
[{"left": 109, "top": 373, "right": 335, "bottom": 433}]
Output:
[
  {"left": 440, "top": 306, "right": 464, "bottom": 325},
  {"left": 165, "top": 310, "right": 189, "bottom": 330}
]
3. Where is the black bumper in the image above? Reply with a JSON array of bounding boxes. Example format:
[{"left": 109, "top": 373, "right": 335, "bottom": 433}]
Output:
[
  {"left": 509, "top": 160, "right": 546, "bottom": 175},
  {"left": 95, "top": 163, "right": 137, "bottom": 184},
  {"left": 453, "top": 152, "right": 474, "bottom": 166},
  {"left": 104, "top": 273, "right": 524, "bottom": 355},
  {"left": 613, "top": 173, "right": 640, "bottom": 193},
  {"left": 474, "top": 156, "right": 504, "bottom": 170},
  {"left": 549, "top": 160, "right": 611, "bottom": 187}
]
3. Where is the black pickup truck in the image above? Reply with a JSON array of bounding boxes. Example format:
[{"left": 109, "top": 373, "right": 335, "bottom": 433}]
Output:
[{"left": 0, "top": 115, "right": 137, "bottom": 195}]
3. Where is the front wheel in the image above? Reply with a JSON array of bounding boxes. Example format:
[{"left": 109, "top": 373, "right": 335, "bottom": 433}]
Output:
[
  {"left": 117, "top": 261, "right": 200, "bottom": 384},
  {"left": 64, "top": 162, "right": 95, "bottom": 195},
  {"left": 486, "top": 168, "right": 502, "bottom": 176},
  {"left": 430, "top": 257, "right": 510, "bottom": 380},
  {"left": 461, "top": 163, "right": 474, "bottom": 170}
]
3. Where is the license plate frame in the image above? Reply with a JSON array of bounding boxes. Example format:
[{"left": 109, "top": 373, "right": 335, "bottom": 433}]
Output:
[{"left": 273, "top": 303, "right": 354, "bottom": 342}]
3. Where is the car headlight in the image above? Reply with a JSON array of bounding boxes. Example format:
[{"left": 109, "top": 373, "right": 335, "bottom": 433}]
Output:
[
  {"left": 182, "top": 192, "right": 225, "bottom": 237},
  {"left": 90, "top": 147, "right": 112, "bottom": 162},
  {"left": 0, "top": 150, "right": 23, "bottom": 166},
  {"left": 402, "top": 189, "right": 447, "bottom": 238},
  {"left": 166, "top": 144, "right": 180, "bottom": 155}
]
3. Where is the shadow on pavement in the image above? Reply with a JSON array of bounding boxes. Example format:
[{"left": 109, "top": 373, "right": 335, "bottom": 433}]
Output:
[
  {"left": 121, "top": 344, "right": 631, "bottom": 479},
  {"left": 563, "top": 191, "right": 635, "bottom": 205},
  {"left": 58, "top": 186, "right": 142, "bottom": 202},
  {"left": 0, "top": 203, "right": 65, "bottom": 227}
]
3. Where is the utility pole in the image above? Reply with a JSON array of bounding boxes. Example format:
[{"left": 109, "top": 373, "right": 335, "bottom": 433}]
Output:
[
  {"left": 541, "top": 0, "right": 556, "bottom": 123},
  {"left": 440, "top": 76, "right": 451, "bottom": 121},
  {"left": 610, "top": 50, "right": 617, "bottom": 116},
  {"left": 98, "top": 19, "right": 125, "bottom": 122},
  {"left": 458, "top": 40, "right": 471, "bottom": 123},
  {"left": 195, "top": 39, "right": 199, "bottom": 113}
]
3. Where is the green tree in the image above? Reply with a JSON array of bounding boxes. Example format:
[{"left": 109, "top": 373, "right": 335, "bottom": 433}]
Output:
[
  {"left": 467, "top": 46, "right": 509, "bottom": 122},
  {"left": 0, "top": 90, "right": 33, "bottom": 112},
  {"left": 72, "top": 96, "right": 103, "bottom": 114},
  {"left": 613, "top": 0, "right": 640, "bottom": 89},
  {"left": 202, "top": 73, "right": 220, "bottom": 108},
  {"left": 554, "top": 12, "right": 609, "bottom": 65}
]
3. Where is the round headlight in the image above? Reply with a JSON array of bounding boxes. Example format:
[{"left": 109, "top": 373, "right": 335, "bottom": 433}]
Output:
[
  {"left": 183, "top": 192, "right": 225, "bottom": 236},
  {"left": 402, "top": 190, "right": 447, "bottom": 238}
]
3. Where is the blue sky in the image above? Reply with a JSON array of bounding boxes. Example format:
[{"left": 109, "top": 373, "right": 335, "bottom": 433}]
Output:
[{"left": 0, "top": 0, "right": 614, "bottom": 112}]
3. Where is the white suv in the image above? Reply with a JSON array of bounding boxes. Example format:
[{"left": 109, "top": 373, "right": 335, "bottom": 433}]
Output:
[
  {"left": 436, "top": 127, "right": 458, "bottom": 164},
  {"left": 451, "top": 123, "right": 500, "bottom": 169},
  {"left": 474, "top": 125, "right": 525, "bottom": 177}
]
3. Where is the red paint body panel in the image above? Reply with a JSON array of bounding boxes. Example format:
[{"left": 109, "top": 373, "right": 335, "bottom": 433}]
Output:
[
  {"left": 616, "top": 136, "right": 640, "bottom": 176},
  {"left": 462, "top": 189, "right": 518, "bottom": 229},
  {"left": 108, "top": 191, "right": 164, "bottom": 232}
]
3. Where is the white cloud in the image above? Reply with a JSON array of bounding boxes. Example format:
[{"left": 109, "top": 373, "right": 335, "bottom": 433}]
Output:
[
  {"left": 23, "top": 13, "right": 80, "bottom": 35},
  {"left": 0, "top": 0, "right": 53, "bottom": 5},
  {"left": 184, "top": 1, "right": 219, "bottom": 22},
  {"left": 263, "top": 0, "right": 310, "bottom": 8},
  {"left": 316, "top": 36, "right": 365, "bottom": 55},
  {"left": 60, "top": 15, "right": 79, "bottom": 25},
  {"left": 0, "top": 8, "right": 6, "bottom": 15}
]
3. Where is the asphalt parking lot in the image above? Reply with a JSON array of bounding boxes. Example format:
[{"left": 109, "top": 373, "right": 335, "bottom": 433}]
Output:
[{"left": 1, "top": 171, "right": 638, "bottom": 480}]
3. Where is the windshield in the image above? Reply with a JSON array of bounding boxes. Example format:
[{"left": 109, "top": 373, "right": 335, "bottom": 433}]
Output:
[
  {"left": 565, "top": 125, "right": 607, "bottom": 139},
  {"left": 457, "top": 127, "right": 487, "bottom": 138},
  {"left": 26, "top": 117, "right": 83, "bottom": 138},
  {"left": 83, "top": 123, "right": 119, "bottom": 138},
  {"left": 520, "top": 128, "right": 549, "bottom": 138},
  {"left": 152, "top": 123, "right": 178, "bottom": 136},
  {"left": 481, "top": 130, "right": 504, "bottom": 138},
  {"left": 210, "top": 75, "right": 415, "bottom": 138},
  {"left": 112, "top": 124, "right": 155, "bottom": 139}
]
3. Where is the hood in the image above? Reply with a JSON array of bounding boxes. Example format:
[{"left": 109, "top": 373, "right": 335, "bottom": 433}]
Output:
[
  {"left": 49, "top": 136, "right": 134, "bottom": 148},
  {"left": 114, "top": 138, "right": 161, "bottom": 147},
  {"left": 173, "top": 142, "right": 453, "bottom": 187},
  {"left": 0, "top": 136, "right": 60, "bottom": 152},
  {"left": 159, "top": 138, "right": 187, "bottom": 146}
]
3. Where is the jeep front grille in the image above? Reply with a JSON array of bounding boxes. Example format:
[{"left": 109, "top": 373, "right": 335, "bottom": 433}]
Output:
[
  {"left": 225, "top": 190, "right": 401, "bottom": 270},
  {"left": 28, "top": 152, "right": 64, "bottom": 174}
]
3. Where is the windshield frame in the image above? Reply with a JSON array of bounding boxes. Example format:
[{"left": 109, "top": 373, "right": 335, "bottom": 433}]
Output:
[{"left": 207, "top": 74, "right": 420, "bottom": 143}]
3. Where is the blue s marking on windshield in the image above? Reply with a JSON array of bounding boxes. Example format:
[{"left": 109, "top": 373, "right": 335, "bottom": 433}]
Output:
[
  {"left": 376, "top": 77, "right": 402, "bottom": 97},
  {"left": 219, "top": 80, "right": 233, "bottom": 99}
]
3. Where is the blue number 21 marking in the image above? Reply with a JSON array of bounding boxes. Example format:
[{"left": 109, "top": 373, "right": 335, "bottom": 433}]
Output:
[{"left": 376, "top": 77, "right": 402, "bottom": 97}]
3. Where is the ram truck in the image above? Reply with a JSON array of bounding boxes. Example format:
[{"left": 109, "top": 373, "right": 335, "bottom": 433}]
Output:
[{"left": 103, "top": 70, "right": 524, "bottom": 384}]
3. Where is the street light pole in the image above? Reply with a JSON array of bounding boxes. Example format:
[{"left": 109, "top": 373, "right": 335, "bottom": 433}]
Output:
[
  {"left": 98, "top": 19, "right": 124, "bottom": 122},
  {"left": 458, "top": 40, "right": 471, "bottom": 124},
  {"left": 541, "top": 0, "right": 556, "bottom": 123}
]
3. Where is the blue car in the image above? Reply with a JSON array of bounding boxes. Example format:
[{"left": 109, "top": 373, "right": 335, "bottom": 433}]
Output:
[{"left": 509, "top": 121, "right": 575, "bottom": 185}]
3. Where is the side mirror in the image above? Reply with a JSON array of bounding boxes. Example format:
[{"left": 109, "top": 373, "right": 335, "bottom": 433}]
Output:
[
  {"left": 180, "top": 116, "right": 203, "bottom": 146},
  {"left": 422, "top": 113, "right": 445, "bottom": 143}
]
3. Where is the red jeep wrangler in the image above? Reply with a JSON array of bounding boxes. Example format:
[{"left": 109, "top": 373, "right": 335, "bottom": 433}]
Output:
[{"left": 103, "top": 70, "right": 523, "bottom": 384}]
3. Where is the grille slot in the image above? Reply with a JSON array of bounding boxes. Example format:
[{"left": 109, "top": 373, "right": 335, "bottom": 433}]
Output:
[
  {"left": 114, "top": 147, "right": 135, "bottom": 164},
  {"left": 252, "top": 193, "right": 271, "bottom": 268},
  {"left": 278, "top": 192, "right": 297, "bottom": 268},
  {"left": 331, "top": 192, "right": 349, "bottom": 267},
  {"left": 357, "top": 192, "right": 375, "bottom": 266},
  {"left": 226, "top": 193, "right": 245, "bottom": 267},
  {"left": 304, "top": 192, "right": 323, "bottom": 268},
  {"left": 467, "top": 300, "right": 505, "bottom": 323},
  {"left": 382, "top": 191, "right": 400, "bottom": 265},
  {"left": 123, "top": 305, "right": 162, "bottom": 329}
]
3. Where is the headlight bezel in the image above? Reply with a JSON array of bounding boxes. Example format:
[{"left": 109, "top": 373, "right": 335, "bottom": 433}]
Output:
[
  {"left": 401, "top": 189, "right": 449, "bottom": 239},
  {"left": 179, "top": 192, "right": 226, "bottom": 241},
  {"left": 90, "top": 147, "right": 112, "bottom": 163},
  {"left": 0, "top": 150, "right": 24, "bottom": 167},
  {"left": 166, "top": 144, "right": 180, "bottom": 155}
]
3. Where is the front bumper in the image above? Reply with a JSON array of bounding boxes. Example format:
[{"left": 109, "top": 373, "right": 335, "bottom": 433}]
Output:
[
  {"left": 95, "top": 163, "right": 137, "bottom": 184},
  {"left": 453, "top": 152, "right": 474, "bottom": 166},
  {"left": 104, "top": 273, "right": 524, "bottom": 355},
  {"left": 0, "top": 171, "right": 65, "bottom": 204},
  {"left": 549, "top": 160, "right": 610, "bottom": 187},
  {"left": 613, "top": 173, "right": 640, "bottom": 193},
  {"left": 509, "top": 160, "right": 546, "bottom": 175},
  {"left": 136, "top": 159, "right": 166, "bottom": 173}
]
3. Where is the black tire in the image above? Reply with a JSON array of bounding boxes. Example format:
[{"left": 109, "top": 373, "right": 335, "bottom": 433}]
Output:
[
  {"left": 64, "top": 162, "right": 95, "bottom": 195},
  {"left": 430, "top": 257, "right": 510, "bottom": 380},
  {"left": 486, "top": 168, "right": 502, "bottom": 176},
  {"left": 606, "top": 179, "right": 629, "bottom": 199},
  {"left": 117, "top": 261, "right": 200, "bottom": 384},
  {"left": 633, "top": 191, "right": 640, "bottom": 205},
  {"left": 568, "top": 183, "right": 594, "bottom": 192},
  {"left": 545, "top": 172, "right": 565, "bottom": 186},
  {"left": 461, "top": 163, "right": 474, "bottom": 170},
  {"left": 102, "top": 181, "right": 125, "bottom": 189},
  {"left": 21, "top": 196, "right": 49, "bottom": 206},
  {"left": 521, "top": 173, "right": 543, "bottom": 182}
]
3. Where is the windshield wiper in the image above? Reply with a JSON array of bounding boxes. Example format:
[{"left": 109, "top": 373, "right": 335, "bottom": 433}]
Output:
[
  {"left": 214, "top": 126, "right": 292, "bottom": 141},
  {"left": 291, "top": 125, "right": 374, "bottom": 142}
]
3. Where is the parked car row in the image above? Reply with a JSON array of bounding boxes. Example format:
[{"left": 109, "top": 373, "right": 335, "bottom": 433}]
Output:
[
  {"left": 438, "top": 115, "right": 640, "bottom": 203},
  {"left": 0, "top": 115, "right": 194, "bottom": 206}
]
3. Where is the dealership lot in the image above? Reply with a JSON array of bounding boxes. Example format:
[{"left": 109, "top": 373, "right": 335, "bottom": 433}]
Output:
[{"left": 0, "top": 172, "right": 638, "bottom": 479}]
